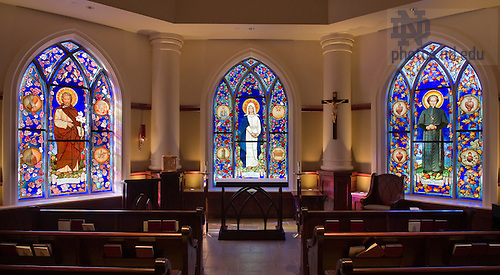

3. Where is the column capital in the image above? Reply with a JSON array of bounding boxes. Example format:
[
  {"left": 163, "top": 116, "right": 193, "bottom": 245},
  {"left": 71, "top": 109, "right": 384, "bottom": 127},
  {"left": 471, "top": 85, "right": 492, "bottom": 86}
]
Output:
[
  {"left": 320, "top": 33, "right": 354, "bottom": 54},
  {"left": 150, "top": 33, "right": 184, "bottom": 53}
]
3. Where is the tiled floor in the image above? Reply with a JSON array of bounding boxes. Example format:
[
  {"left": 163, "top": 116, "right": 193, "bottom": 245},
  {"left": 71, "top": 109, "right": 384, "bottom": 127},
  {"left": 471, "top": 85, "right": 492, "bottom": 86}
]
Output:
[{"left": 203, "top": 219, "right": 301, "bottom": 275}]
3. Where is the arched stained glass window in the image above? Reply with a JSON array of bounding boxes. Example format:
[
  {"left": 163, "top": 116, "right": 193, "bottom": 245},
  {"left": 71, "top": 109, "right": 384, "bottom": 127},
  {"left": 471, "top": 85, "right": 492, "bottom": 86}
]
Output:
[
  {"left": 18, "top": 40, "right": 116, "bottom": 200},
  {"left": 213, "top": 58, "right": 288, "bottom": 181},
  {"left": 388, "top": 42, "right": 483, "bottom": 200}
]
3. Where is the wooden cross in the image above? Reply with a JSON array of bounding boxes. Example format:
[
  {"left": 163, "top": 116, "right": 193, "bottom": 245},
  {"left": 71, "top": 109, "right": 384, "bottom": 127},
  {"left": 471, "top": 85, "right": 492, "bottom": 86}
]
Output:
[{"left": 322, "top": 92, "right": 349, "bottom": 139}]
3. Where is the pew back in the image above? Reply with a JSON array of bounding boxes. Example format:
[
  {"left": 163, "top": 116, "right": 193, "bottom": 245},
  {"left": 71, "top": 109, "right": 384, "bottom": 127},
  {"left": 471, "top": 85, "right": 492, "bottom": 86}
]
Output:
[
  {"left": 308, "top": 227, "right": 500, "bottom": 275},
  {"left": 0, "top": 228, "right": 195, "bottom": 275},
  {"left": 300, "top": 208, "right": 471, "bottom": 275}
]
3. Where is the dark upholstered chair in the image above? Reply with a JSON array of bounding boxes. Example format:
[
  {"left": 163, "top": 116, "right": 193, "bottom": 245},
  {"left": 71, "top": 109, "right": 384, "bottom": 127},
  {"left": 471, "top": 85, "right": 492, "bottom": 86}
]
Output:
[{"left": 360, "top": 173, "right": 406, "bottom": 210}]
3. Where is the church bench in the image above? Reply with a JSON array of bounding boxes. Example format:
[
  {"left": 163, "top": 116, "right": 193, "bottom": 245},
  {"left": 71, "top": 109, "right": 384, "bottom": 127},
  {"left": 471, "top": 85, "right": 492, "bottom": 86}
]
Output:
[
  {"left": 300, "top": 208, "right": 471, "bottom": 275},
  {"left": 0, "top": 258, "right": 180, "bottom": 275},
  {"left": 0, "top": 227, "right": 196, "bottom": 275},
  {"left": 308, "top": 227, "right": 500, "bottom": 275},
  {"left": 5, "top": 207, "right": 204, "bottom": 275},
  {"left": 329, "top": 258, "right": 500, "bottom": 275}
]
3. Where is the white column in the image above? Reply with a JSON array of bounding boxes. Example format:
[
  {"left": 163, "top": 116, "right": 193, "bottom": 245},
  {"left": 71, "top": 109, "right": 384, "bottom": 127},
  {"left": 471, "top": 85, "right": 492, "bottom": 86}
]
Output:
[
  {"left": 320, "top": 33, "right": 354, "bottom": 171},
  {"left": 149, "top": 33, "right": 183, "bottom": 171}
]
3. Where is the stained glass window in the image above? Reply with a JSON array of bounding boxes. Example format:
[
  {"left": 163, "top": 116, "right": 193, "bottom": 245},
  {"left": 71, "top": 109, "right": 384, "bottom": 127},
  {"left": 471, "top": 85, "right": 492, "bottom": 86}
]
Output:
[
  {"left": 388, "top": 42, "right": 483, "bottom": 201},
  {"left": 213, "top": 58, "right": 288, "bottom": 181},
  {"left": 18, "top": 40, "right": 115, "bottom": 200}
]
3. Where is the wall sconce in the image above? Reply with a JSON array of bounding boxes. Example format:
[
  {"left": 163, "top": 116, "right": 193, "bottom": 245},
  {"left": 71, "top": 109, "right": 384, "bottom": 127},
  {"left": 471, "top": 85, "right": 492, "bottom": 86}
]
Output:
[{"left": 138, "top": 124, "right": 146, "bottom": 150}]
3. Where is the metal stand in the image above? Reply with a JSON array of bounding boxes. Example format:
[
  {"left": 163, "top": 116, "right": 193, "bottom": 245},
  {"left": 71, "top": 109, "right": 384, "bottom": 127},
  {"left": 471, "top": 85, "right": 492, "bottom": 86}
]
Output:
[
  {"left": 201, "top": 171, "right": 211, "bottom": 237},
  {"left": 294, "top": 172, "right": 303, "bottom": 238},
  {"left": 216, "top": 181, "right": 287, "bottom": 240}
]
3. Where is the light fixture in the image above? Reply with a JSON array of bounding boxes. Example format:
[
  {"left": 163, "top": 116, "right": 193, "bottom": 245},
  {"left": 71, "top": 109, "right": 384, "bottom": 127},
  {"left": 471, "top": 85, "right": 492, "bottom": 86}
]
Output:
[{"left": 139, "top": 124, "right": 146, "bottom": 150}]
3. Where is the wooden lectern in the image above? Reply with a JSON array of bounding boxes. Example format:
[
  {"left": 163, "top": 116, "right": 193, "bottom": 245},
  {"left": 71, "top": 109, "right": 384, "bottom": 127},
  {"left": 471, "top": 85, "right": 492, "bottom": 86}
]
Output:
[{"left": 318, "top": 170, "right": 352, "bottom": 210}]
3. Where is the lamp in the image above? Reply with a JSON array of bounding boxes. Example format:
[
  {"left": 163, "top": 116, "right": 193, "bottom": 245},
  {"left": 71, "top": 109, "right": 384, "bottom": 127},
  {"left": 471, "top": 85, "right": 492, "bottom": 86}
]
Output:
[{"left": 138, "top": 124, "right": 146, "bottom": 150}]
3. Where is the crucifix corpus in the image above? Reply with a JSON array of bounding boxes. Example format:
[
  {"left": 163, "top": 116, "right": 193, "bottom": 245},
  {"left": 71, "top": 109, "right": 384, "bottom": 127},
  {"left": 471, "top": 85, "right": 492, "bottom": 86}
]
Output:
[{"left": 322, "top": 92, "right": 348, "bottom": 139}]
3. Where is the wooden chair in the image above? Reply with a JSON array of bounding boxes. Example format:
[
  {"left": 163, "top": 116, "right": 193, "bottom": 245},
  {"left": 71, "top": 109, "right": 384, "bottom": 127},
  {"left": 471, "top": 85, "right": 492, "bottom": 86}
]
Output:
[{"left": 360, "top": 173, "right": 405, "bottom": 210}]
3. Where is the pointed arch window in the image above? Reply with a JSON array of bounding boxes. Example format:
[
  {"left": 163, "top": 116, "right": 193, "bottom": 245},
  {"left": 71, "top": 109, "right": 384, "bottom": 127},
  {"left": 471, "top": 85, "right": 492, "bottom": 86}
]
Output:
[
  {"left": 18, "top": 40, "right": 116, "bottom": 200},
  {"left": 213, "top": 58, "right": 288, "bottom": 182},
  {"left": 388, "top": 42, "right": 483, "bottom": 201}
]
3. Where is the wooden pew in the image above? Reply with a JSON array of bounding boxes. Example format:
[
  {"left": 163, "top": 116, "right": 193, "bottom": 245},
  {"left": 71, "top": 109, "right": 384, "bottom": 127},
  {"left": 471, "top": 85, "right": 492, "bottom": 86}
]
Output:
[
  {"left": 23, "top": 207, "right": 203, "bottom": 275},
  {"left": 0, "top": 258, "right": 179, "bottom": 275},
  {"left": 0, "top": 227, "right": 196, "bottom": 275},
  {"left": 300, "top": 208, "right": 471, "bottom": 275},
  {"left": 308, "top": 226, "right": 500, "bottom": 275},
  {"left": 331, "top": 258, "right": 500, "bottom": 275}
]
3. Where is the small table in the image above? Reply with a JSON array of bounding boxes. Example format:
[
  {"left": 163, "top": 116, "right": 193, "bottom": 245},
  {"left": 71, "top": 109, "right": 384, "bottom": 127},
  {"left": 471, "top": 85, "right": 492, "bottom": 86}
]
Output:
[{"left": 292, "top": 190, "right": 325, "bottom": 211}]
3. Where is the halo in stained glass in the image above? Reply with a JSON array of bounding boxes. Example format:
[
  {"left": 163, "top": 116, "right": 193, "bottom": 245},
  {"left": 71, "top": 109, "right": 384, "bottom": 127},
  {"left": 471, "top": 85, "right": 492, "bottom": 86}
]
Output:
[
  {"left": 18, "top": 40, "right": 117, "bottom": 201},
  {"left": 213, "top": 58, "right": 288, "bottom": 183},
  {"left": 388, "top": 42, "right": 483, "bottom": 201}
]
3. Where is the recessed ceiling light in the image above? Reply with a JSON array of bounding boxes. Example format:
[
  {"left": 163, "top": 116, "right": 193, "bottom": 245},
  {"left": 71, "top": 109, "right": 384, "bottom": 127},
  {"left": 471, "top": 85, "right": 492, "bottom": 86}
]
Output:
[{"left": 249, "top": 27, "right": 255, "bottom": 31}]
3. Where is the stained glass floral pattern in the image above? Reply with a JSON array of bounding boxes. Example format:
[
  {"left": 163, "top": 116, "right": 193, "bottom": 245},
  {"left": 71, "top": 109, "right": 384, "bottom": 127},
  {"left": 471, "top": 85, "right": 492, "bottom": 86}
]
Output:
[
  {"left": 19, "top": 63, "right": 46, "bottom": 130},
  {"left": 388, "top": 42, "right": 483, "bottom": 201},
  {"left": 18, "top": 40, "right": 115, "bottom": 200},
  {"left": 401, "top": 51, "right": 429, "bottom": 88},
  {"left": 213, "top": 58, "right": 288, "bottom": 181}
]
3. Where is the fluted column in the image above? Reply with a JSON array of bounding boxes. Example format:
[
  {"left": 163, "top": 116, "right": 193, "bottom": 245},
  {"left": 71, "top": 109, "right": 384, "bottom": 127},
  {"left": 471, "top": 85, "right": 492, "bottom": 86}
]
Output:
[
  {"left": 320, "top": 33, "right": 354, "bottom": 171},
  {"left": 149, "top": 33, "right": 183, "bottom": 171}
]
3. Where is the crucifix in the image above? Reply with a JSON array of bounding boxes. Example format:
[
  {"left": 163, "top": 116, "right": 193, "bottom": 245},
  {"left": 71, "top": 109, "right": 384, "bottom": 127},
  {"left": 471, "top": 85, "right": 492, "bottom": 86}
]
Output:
[{"left": 322, "top": 92, "right": 349, "bottom": 139}]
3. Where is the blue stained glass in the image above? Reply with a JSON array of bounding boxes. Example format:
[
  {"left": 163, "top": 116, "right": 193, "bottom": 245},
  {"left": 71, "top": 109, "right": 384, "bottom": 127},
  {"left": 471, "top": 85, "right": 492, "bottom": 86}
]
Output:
[
  {"left": 401, "top": 51, "right": 429, "bottom": 88},
  {"left": 52, "top": 58, "right": 87, "bottom": 87},
  {"left": 224, "top": 64, "right": 248, "bottom": 92},
  {"left": 214, "top": 81, "right": 233, "bottom": 133},
  {"left": 415, "top": 59, "right": 451, "bottom": 90},
  {"left": 61, "top": 41, "right": 79, "bottom": 52},
  {"left": 18, "top": 130, "right": 46, "bottom": 199},
  {"left": 388, "top": 132, "right": 410, "bottom": 193},
  {"left": 269, "top": 80, "right": 288, "bottom": 133},
  {"left": 423, "top": 43, "right": 441, "bottom": 54},
  {"left": 234, "top": 97, "right": 267, "bottom": 141},
  {"left": 91, "top": 132, "right": 112, "bottom": 193},
  {"left": 74, "top": 50, "right": 101, "bottom": 85},
  {"left": 254, "top": 63, "right": 276, "bottom": 92},
  {"left": 269, "top": 134, "right": 287, "bottom": 179},
  {"left": 243, "top": 58, "right": 258, "bottom": 67},
  {"left": 413, "top": 141, "right": 453, "bottom": 198},
  {"left": 456, "top": 65, "right": 482, "bottom": 131},
  {"left": 389, "top": 73, "right": 410, "bottom": 132},
  {"left": 36, "top": 45, "right": 66, "bottom": 82},
  {"left": 436, "top": 47, "right": 466, "bottom": 84},
  {"left": 48, "top": 139, "right": 89, "bottom": 197},
  {"left": 18, "top": 40, "right": 116, "bottom": 201},
  {"left": 456, "top": 131, "right": 482, "bottom": 200},
  {"left": 214, "top": 134, "right": 233, "bottom": 179},
  {"left": 213, "top": 58, "right": 288, "bottom": 182},
  {"left": 388, "top": 42, "right": 483, "bottom": 202},
  {"left": 48, "top": 87, "right": 89, "bottom": 140},
  {"left": 236, "top": 73, "right": 266, "bottom": 98},
  {"left": 19, "top": 63, "right": 47, "bottom": 130},
  {"left": 413, "top": 88, "right": 453, "bottom": 142},
  {"left": 92, "top": 74, "right": 113, "bottom": 132}
]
